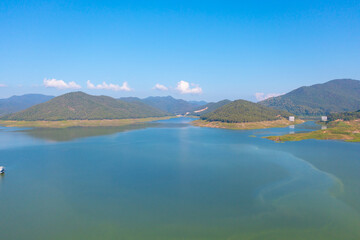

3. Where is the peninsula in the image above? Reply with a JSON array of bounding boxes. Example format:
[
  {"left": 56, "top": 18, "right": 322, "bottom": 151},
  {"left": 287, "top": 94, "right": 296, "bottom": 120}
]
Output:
[{"left": 266, "top": 111, "right": 360, "bottom": 142}]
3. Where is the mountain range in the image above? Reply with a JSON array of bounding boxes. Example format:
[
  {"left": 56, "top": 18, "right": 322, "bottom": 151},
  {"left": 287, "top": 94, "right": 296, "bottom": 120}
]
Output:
[
  {"left": 259, "top": 79, "right": 360, "bottom": 116},
  {"left": 1, "top": 79, "right": 359, "bottom": 122},
  {"left": 0, "top": 94, "right": 54, "bottom": 116},
  {"left": 120, "top": 96, "right": 206, "bottom": 114}
]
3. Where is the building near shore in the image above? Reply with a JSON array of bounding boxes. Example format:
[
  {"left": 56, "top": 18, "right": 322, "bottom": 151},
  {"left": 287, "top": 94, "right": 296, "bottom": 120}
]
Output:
[
  {"left": 289, "top": 116, "right": 295, "bottom": 122},
  {"left": 321, "top": 116, "right": 328, "bottom": 121}
]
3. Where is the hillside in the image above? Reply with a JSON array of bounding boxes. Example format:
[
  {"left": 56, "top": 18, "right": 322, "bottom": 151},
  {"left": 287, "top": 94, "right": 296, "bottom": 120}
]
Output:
[
  {"left": 2, "top": 92, "right": 169, "bottom": 121},
  {"left": 201, "top": 99, "right": 291, "bottom": 123},
  {"left": 192, "top": 100, "right": 231, "bottom": 116},
  {"left": 259, "top": 79, "right": 360, "bottom": 116},
  {"left": 0, "top": 94, "right": 54, "bottom": 116}
]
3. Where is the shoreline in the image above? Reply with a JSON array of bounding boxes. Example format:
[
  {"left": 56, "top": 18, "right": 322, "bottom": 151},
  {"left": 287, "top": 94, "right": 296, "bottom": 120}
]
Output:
[
  {"left": 191, "top": 118, "right": 304, "bottom": 130},
  {"left": 265, "top": 120, "right": 360, "bottom": 142},
  {"left": 0, "top": 117, "right": 173, "bottom": 129}
]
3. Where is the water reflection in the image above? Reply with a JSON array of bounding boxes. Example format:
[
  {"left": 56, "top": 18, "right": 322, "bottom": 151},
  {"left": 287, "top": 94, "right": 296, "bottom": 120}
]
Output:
[
  {"left": 20, "top": 119, "right": 192, "bottom": 142},
  {"left": 0, "top": 174, "right": 4, "bottom": 186},
  {"left": 21, "top": 123, "right": 159, "bottom": 142},
  {"left": 289, "top": 125, "right": 295, "bottom": 134}
]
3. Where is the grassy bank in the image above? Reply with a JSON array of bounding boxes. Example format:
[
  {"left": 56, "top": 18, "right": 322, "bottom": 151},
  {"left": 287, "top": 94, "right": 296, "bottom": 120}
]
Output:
[
  {"left": 266, "top": 120, "right": 360, "bottom": 142},
  {"left": 0, "top": 117, "right": 173, "bottom": 128},
  {"left": 192, "top": 118, "right": 304, "bottom": 130}
]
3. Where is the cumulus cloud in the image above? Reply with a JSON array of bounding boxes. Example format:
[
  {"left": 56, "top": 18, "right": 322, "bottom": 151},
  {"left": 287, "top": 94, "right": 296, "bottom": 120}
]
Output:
[
  {"left": 176, "top": 80, "right": 202, "bottom": 94},
  {"left": 255, "top": 92, "right": 283, "bottom": 101},
  {"left": 87, "top": 80, "right": 131, "bottom": 91},
  {"left": 0, "top": 83, "right": 6, "bottom": 87},
  {"left": 43, "top": 78, "right": 81, "bottom": 89},
  {"left": 153, "top": 83, "right": 168, "bottom": 91}
]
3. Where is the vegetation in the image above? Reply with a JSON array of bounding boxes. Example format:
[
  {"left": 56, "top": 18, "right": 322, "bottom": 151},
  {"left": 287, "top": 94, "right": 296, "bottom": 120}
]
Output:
[
  {"left": 192, "top": 118, "right": 304, "bottom": 130},
  {"left": 0, "top": 117, "right": 172, "bottom": 128},
  {"left": 0, "top": 94, "right": 54, "bottom": 116},
  {"left": 200, "top": 99, "right": 291, "bottom": 123},
  {"left": 266, "top": 120, "right": 360, "bottom": 142},
  {"left": 191, "top": 99, "right": 231, "bottom": 116},
  {"left": 328, "top": 110, "right": 360, "bottom": 121},
  {"left": 259, "top": 79, "right": 360, "bottom": 116},
  {"left": 1, "top": 92, "right": 170, "bottom": 121}
]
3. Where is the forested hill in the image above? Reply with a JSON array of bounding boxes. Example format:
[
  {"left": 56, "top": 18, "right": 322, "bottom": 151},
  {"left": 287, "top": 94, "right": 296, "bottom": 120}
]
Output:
[
  {"left": 0, "top": 94, "right": 54, "bottom": 116},
  {"left": 259, "top": 79, "right": 360, "bottom": 116},
  {"left": 201, "top": 99, "right": 291, "bottom": 123},
  {"left": 328, "top": 110, "right": 360, "bottom": 121},
  {"left": 2, "top": 92, "right": 169, "bottom": 121}
]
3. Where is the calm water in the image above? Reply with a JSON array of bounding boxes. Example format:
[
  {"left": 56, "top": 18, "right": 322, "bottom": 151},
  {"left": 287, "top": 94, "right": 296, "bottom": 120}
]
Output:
[{"left": 0, "top": 118, "right": 360, "bottom": 240}]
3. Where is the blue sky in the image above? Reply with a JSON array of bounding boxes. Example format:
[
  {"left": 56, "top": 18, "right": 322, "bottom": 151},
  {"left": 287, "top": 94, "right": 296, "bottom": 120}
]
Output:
[{"left": 1, "top": 0, "right": 359, "bottom": 101}]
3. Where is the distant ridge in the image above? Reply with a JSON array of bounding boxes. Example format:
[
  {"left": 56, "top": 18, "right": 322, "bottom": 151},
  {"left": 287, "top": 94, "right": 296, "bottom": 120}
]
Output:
[
  {"left": 191, "top": 100, "right": 231, "bottom": 116},
  {"left": 188, "top": 100, "right": 208, "bottom": 106},
  {"left": 201, "top": 99, "right": 291, "bottom": 123},
  {"left": 0, "top": 94, "right": 54, "bottom": 116},
  {"left": 120, "top": 96, "right": 206, "bottom": 114},
  {"left": 259, "top": 79, "right": 360, "bottom": 116},
  {"left": 2, "top": 92, "right": 169, "bottom": 121}
]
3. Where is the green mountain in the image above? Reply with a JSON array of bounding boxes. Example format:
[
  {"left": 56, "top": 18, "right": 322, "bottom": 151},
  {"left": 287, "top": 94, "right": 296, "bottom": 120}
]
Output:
[
  {"left": 0, "top": 94, "right": 54, "bottom": 116},
  {"left": 192, "top": 100, "right": 231, "bottom": 116},
  {"left": 259, "top": 79, "right": 360, "bottom": 116},
  {"left": 201, "top": 99, "right": 291, "bottom": 123},
  {"left": 2, "top": 92, "right": 169, "bottom": 121},
  {"left": 120, "top": 96, "right": 204, "bottom": 114}
]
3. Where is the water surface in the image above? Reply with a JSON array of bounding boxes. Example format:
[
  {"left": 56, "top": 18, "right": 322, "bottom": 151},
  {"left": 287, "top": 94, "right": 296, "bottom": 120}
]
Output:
[{"left": 0, "top": 118, "right": 359, "bottom": 239}]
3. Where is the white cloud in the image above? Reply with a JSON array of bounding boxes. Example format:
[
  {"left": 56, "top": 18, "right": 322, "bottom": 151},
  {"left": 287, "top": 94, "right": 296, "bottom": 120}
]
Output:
[
  {"left": 43, "top": 78, "right": 81, "bottom": 89},
  {"left": 0, "top": 84, "right": 6, "bottom": 87},
  {"left": 153, "top": 83, "right": 168, "bottom": 91},
  {"left": 176, "top": 80, "right": 202, "bottom": 94},
  {"left": 255, "top": 92, "right": 283, "bottom": 101},
  {"left": 87, "top": 80, "right": 131, "bottom": 91}
]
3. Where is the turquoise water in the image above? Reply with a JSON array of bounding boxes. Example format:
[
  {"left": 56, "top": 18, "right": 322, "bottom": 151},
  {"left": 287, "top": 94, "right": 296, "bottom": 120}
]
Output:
[{"left": 0, "top": 118, "right": 360, "bottom": 239}]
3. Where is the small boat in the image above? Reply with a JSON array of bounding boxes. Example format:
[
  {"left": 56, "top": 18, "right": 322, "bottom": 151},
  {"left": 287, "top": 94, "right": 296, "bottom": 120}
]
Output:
[{"left": 0, "top": 166, "right": 4, "bottom": 174}]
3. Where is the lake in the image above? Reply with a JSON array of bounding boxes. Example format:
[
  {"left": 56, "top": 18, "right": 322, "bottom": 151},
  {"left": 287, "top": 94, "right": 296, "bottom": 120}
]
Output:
[{"left": 0, "top": 118, "right": 360, "bottom": 240}]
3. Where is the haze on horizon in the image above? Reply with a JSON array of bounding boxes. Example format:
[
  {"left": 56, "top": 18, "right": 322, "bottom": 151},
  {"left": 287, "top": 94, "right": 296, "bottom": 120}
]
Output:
[{"left": 1, "top": 0, "right": 359, "bottom": 102}]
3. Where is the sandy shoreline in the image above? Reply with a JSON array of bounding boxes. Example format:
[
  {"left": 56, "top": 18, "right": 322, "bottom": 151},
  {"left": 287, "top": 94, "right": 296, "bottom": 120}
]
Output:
[
  {"left": 191, "top": 118, "right": 304, "bottom": 130},
  {"left": 0, "top": 117, "right": 173, "bottom": 128}
]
